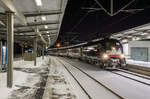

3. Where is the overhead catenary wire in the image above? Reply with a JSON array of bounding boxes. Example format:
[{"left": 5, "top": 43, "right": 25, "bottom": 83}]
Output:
[
  {"left": 94, "top": 0, "right": 112, "bottom": 16},
  {"left": 69, "top": 0, "right": 150, "bottom": 42},
  {"left": 70, "top": 3, "right": 97, "bottom": 32},
  {"left": 113, "top": 0, "right": 137, "bottom": 16},
  {"left": 93, "top": 0, "right": 149, "bottom": 37}
]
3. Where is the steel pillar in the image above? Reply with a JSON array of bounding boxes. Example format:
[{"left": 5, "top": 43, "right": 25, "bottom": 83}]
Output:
[
  {"left": 22, "top": 46, "right": 24, "bottom": 59},
  {"left": 33, "top": 37, "right": 37, "bottom": 66},
  {"left": 110, "top": 0, "right": 113, "bottom": 16},
  {"left": 6, "top": 12, "right": 14, "bottom": 88},
  {"left": 0, "top": 40, "right": 2, "bottom": 66},
  {"left": 79, "top": 47, "right": 83, "bottom": 57},
  {"left": 42, "top": 45, "right": 44, "bottom": 60},
  {"left": 39, "top": 50, "right": 41, "bottom": 57}
]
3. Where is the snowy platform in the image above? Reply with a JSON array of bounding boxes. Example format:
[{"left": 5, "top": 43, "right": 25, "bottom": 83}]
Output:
[
  {"left": 0, "top": 56, "right": 79, "bottom": 99},
  {"left": 0, "top": 57, "right": 50, "bottom": 99},
  {"left": 125, "top": 59, "right": 150, "bottom": 76},
  {"left": 127, "top": 59, "right": 150, "bottom": 68},
  {"left": 1, "top": 56, "right": 150, "bottom": 99}
]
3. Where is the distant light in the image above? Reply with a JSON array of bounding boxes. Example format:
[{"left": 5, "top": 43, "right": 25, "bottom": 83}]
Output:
[
  {"left": 35, "top": 0, "right": 42, "bottom": 6},
  {"left": 46, "top": 45, "right": 48, "bottom": 49},
  {"left": 120, "top": 54, "right": 125, "bottom": 59},
  {"left": 48, "top": 35, "right": 50, "bottom": 37},
  {"left": 41, "top": 16, "right": 46, "bottom": 21},
  {"left": 87, "top": 47, "right": 94, "bottom": 50},
  {"left": 56, "top": 43, "right": 61, "bottom": 47},
  {"left": 112, "top": 47, "right": 116, "bottom": 50},
  {"left": 93, "top": 49, "right": 97, "bottom": 52},
  {"left": 102, "top": 53, "right": 109, "bottom": 60},
  {"left": 45, "top": 25, "right": 48, "bottom": 29},
  {"left": 25, "top": 45, "right": 28, "bottom": 48},
  {"left": 46, "top": 31, "right": 49, "bottom": 33}
]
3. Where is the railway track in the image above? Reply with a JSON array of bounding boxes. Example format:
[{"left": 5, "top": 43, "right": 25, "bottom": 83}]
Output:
[
  {"left": 57, "top": 57, "right": 123, "bottom": 99},
  {"left": 57, "top": 58, "right": 92, "bottom": 99},
  {"left": 117, "top": 69, "right": 150, "bottom": 80},
  {"left": 110, "top": 69, "right": 150, "bottom": 86}
]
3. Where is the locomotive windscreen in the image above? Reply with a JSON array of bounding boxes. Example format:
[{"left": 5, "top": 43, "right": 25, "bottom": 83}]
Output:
[{"left": 105, "top": 41, "right": 122, "bottom": 52}]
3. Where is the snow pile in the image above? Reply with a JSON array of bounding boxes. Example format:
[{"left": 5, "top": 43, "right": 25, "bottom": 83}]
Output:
[
  {"left": 127, "top": 59, "right": 150, "bottom": 68},
  {"left": 0, "top": 56, "right": 49, "bottom": 99}
]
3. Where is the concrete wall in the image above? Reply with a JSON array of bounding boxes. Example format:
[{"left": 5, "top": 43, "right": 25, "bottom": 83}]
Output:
[
  {"left": 122, "top": 43, "right": 129, "bottom": 58},
  {"left": 122, "top": 41, "right": 150, "bottom": 61}
]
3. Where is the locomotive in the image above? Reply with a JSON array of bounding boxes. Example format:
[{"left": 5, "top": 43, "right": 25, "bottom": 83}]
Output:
[
  {"left": 81, "top": 39, "right": 126, "bottom": 69},
  {"left": 49, "top": 38, "right": 126, "bottom": 69}
]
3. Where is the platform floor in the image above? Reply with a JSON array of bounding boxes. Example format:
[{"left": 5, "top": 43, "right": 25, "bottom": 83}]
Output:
[
  {"left": 0, "top": 56, "right": 150, "bottom": 99},
  {"left": 127, "top": 59, "right": 150, "bottom": 68}
]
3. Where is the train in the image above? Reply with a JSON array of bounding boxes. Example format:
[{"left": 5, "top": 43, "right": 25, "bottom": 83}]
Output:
[{"left": 49, "top": 38, "right": 126, "bottom": 69}]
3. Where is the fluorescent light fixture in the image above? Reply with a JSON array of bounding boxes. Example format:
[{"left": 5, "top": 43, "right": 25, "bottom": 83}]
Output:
[
  {"left": 141, "top": 33, "right": 147, "bottom": 35},
  {"left": 46, "top": 31, "right": 49, "bottom": 33},
  {"left": 45, "top": 25, "right": 48, "bottom": 29},
  {"left": 147, "top": 36, "right": 150, "bottom": 38},
  {"left": 136, "top": 37, "right": 140, "bottom": 40},
  {"left": 132, "top": 37, "right": 140, "bottom": 41},
  {"left": 35, "top": 0, "right": 42, "bottom": 6},
  {"left": 127, "top": 35, "right": 132, "bottom": 38},
  {"left": 124, "top": 30, "right": 135, "bottom": 34},
  {"left": 87, "top": 47, "right": 94, "bottom": 50},
  {"left": 41, "top": 16, "right": 46, "bottom": 21},
  {"left": 2, "top": 46, "right": 6, "bottom": 49},
  {"left": 122, "top": 39, "right": 128, "bottom": 43},
  {"left": 114, "top": 34, "right": 122, "bottom": 37}
]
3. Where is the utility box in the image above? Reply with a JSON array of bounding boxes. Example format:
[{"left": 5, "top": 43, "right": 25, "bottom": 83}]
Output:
[{"left": 24, "top": 52, "right": 36, "bottom": 61}]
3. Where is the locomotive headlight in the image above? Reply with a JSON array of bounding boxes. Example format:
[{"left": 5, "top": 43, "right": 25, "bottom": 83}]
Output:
[
  {"left": 112, "top": 47, "right": 116, "bottom": 50},
  {"left": 102, "top": 54, "right": 109, "bottom": 60},
  {"left": 120, "top": 54, "right": 125, "bottom": 59}
]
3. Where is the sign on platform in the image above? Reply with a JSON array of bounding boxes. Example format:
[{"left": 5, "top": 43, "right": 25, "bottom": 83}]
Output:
[{"left": 1, "top": 46, "right": 7, "bottom": 68}]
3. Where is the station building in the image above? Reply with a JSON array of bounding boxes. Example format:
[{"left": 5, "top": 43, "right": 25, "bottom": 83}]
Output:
[{"left": 123, "top": 41, "right": 150, "bottom": 62}]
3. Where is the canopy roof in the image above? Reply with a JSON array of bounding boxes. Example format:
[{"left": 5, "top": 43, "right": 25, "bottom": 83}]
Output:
[{"left": 0, "top": 0, "right": 68, "bottom": 47}]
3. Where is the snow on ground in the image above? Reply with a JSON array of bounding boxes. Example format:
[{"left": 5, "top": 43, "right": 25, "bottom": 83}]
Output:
[
  {"left": 58, "top": 57, "right": 120, "bottom": 99},
  {"left": 126, "top": 59, "right": 150, "bottom": 68},
  {"left": 13, "top": 57, "right": 49, "bottom": 68},
  {"left": 62, "top": 58, "right": 150, "bottom": 99},
  {"left": 42, "top": 57, "right": 78, "bottom": 99},
  {"left": 0, "top": 56, "right": 49, "bottom": 99}
]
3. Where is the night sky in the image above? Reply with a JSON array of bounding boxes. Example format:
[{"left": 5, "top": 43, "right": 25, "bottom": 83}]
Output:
[{"left": 56, "top": 0, "right": 150, "bottom": 46}]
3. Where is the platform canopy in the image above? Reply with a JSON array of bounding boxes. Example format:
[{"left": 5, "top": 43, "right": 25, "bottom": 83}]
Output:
[
  {"left": 0, "top": 0, "right": 68, "bottom": 47},
  {"left": 111, "top": 23, "right": 150, "bottom": 43}
]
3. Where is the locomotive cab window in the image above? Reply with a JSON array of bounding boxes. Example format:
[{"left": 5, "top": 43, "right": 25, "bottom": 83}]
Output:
[{"left": 105, "top": 41, "right": 122, "bottom": 52}]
